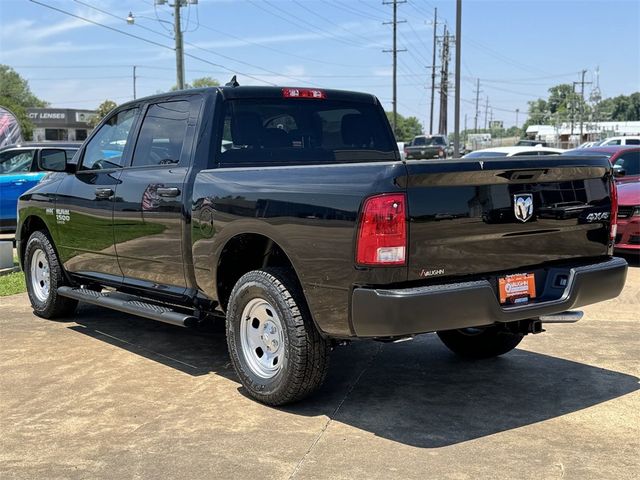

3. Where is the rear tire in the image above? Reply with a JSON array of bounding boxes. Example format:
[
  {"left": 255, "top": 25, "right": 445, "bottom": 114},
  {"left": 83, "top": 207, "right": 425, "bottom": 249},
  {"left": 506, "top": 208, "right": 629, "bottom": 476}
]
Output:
[
  {"left": 226, "top": 268, "right": 330, "bottom": 406},
  {"left": 437, "top": 325, "right": 523, "bottom": 359},
  {"left": 24, "top": 231, "right": 77, "bottom": 319}
]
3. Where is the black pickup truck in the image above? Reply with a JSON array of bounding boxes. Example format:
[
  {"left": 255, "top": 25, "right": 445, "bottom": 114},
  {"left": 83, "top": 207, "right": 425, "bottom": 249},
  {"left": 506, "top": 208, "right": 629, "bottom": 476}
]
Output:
[{"left": 17, "top": 86, "right": 627, "bottom": 405}]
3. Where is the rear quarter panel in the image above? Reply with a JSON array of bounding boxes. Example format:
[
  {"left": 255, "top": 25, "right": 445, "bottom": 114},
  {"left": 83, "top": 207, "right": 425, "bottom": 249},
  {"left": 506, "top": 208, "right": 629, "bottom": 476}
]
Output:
[{"left": 191, "top": 161, "right": 407, "bottom": 337}]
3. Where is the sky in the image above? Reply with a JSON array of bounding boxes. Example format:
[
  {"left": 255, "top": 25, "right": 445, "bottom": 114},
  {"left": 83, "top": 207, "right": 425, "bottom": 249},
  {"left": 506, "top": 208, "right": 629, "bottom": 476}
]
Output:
[{"left": 1, "top": 0, "right": 639, "bottom": 131}]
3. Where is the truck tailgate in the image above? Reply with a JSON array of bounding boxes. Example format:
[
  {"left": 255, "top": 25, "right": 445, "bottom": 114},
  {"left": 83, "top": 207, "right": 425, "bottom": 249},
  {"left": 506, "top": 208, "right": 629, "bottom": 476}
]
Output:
[{"left": 405, "top": 156, "right": 614, "bottom": 281}]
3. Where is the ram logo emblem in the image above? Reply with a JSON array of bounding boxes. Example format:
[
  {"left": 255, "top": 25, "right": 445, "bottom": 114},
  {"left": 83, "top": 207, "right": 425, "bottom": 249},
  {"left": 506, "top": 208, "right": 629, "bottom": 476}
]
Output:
[{"left": 514, "top": 194, "right": 534, "bottom": 222}]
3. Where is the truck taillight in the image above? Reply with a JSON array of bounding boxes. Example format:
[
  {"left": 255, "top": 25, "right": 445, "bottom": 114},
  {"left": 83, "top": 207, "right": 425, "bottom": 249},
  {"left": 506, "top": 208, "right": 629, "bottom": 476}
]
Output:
[
  {"left": 282, "top": 88, "right": 326, "bottom": 99},
  {"left": 356, "top": 193, "right": 407, "bottom": 266},
  {"left": 610, "top": 179, "right": 618, "bottom": 241}
]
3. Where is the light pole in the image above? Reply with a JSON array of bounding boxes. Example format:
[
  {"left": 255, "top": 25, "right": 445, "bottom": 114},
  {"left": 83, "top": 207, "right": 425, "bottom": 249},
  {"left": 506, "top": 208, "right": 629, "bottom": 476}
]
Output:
[{"left": 127, "top": 0, "right": 195, "bottom": 90}]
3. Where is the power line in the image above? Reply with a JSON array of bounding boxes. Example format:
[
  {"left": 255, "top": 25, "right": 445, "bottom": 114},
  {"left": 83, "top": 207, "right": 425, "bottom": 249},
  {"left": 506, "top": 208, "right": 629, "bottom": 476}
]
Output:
[
  {"left": 322, "top": 0, "right": 386, "bottom": 22},
  {"left": 292, "top": 0, "right": 385, "bottom": 48},
  {"left": 72, "top": 0, "right": 316, "bottom": 86},
  {"left": 27, "top": 0, "right": 281, "bottom": 86}
]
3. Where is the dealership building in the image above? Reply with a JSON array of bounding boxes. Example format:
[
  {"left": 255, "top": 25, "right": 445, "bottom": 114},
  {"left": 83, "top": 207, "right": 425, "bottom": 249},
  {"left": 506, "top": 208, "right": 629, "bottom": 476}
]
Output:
[{"left": 26, "top": 108, "right": 96, "bottom": 142}]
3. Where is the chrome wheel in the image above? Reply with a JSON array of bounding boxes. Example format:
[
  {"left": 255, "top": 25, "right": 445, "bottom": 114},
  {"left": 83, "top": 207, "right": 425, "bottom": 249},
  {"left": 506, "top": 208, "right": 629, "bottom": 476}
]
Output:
[
  {"left": 30, "top": 248, "right": 50, "bottom": 302},
  {"left": 240, "top": 298, "right": 285, "bottom": 379}
]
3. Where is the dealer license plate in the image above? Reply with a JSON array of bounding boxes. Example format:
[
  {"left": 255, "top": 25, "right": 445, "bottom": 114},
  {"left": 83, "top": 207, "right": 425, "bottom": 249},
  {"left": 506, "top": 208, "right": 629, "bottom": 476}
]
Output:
[{"left": 498, "top": 273, "right": 536, "bottom": 305}]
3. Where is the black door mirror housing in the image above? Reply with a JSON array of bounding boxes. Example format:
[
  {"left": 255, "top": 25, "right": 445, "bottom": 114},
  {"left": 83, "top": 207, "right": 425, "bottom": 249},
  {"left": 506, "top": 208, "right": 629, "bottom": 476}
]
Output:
[
  {"left": 39, "top": 149, "right": 74, "bottom": 173},
  {"left": 612, "top": 164, "right": 626, "bottom": 177}
]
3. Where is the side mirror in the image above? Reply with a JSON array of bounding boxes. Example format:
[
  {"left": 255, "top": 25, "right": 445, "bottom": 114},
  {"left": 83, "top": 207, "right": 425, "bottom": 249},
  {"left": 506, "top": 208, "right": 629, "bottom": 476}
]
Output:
[
  {"left": 39, "top": 149, "right": 71, "bottom": 173},
  {"left": 613, "top": 165, "right": 626, "bottom": 177}
]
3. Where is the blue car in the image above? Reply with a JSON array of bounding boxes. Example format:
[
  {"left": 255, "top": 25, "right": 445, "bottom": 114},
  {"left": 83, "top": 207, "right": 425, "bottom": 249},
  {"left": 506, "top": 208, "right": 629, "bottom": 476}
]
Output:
[{"left": 1, "top": 142, "right": 81, "bottom": 232}]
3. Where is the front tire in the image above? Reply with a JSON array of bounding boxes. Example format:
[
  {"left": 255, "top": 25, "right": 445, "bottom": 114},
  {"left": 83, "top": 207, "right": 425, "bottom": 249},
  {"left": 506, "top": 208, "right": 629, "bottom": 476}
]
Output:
[
  {"left": 24, "top": 231, "right": 77, "bottom": 319},
  {"left": 226, "top": 268, "right": 329, "bottom": 406},
  {"left": 437, "top": 325, "right": 523, "bottom": 359}
]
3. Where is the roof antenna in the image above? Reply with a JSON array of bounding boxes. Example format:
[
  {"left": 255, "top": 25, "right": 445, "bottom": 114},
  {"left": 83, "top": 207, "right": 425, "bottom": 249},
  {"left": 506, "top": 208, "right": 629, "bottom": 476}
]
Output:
[{"left": 225, "top": 75, "right": 240, "bottom": 87}]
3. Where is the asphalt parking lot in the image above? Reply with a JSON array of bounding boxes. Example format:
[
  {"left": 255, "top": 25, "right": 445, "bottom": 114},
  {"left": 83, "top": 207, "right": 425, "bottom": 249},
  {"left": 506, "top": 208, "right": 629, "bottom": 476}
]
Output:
[{"left": 1, "top": 256, "right": 638, "bottom": 480}]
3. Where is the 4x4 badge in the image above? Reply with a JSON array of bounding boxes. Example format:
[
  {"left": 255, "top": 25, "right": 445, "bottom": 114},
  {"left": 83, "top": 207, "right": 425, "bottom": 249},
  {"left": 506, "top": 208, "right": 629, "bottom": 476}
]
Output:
[{"left": 514, "top": 194, "right": 534, "bottom": 222}]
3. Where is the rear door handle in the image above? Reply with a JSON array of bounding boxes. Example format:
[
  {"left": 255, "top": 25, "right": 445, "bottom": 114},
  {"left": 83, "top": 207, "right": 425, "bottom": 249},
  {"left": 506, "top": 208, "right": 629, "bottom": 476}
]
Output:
[
  {"left": 94, "top": 188, "right": 114, "bottom": 199},
  {"left": 156, "top": 187, "right": 180, "bottom": 197},
  {"left": 12, "top": 180, "right": 27, "bottom": 186}
]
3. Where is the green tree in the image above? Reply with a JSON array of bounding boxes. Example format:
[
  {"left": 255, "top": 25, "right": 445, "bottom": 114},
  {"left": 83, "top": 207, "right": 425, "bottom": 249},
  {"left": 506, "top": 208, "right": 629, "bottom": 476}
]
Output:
[
  {"left": 170, "top": 76, "right": 220, "bottom": 91},
  {"left": 0, "top": 65, "right": 47, "bottom": 140},
  {"left": 597, "top": 93, "right": 640, "bottom": 121},
  {"left": 89, "top": 100, "right": 117, "bottom": 127},
  {"left": 385, "top": 112, "right": 424, "bottom": 142}
]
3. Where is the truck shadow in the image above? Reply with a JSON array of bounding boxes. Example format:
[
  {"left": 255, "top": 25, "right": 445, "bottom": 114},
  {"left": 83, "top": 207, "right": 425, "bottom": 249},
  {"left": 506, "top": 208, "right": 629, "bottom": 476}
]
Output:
[{"left": 68, "top": 305, "right": 639, "bottom": 449}]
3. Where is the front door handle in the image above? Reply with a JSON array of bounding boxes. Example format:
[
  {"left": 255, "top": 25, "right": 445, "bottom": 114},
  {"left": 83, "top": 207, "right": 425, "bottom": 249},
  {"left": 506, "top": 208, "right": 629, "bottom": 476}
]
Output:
[
  {"left": 156, "top": 187, "right": 180, "bottom": 197},
  {"left": 95, "top": 188, "right": 114, "bottom": 199}
]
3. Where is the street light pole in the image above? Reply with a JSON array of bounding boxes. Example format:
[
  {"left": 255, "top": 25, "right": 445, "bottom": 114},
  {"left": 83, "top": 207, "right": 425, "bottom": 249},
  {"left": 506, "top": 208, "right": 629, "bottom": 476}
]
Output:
[
  {"left": 453, "top": 0, "right": 462, "bottom": 157},
  {"left": 174, "top": 1, "right": 185, "bottom": 90}
]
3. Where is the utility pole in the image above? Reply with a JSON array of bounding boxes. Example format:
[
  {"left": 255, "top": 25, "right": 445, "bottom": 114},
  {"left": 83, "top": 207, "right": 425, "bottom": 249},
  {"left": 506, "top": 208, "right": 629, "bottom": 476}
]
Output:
[
  {"left": 571, "top": 70, "right": 591, "bottom": 146},
  {"left": 578, "top": 69, "right": 591, "bottom": 143},
  {"left": 438, "top": 25, "right": 452, "bottom": 135},
  {"left": 453, "top": 0, "right": 461, "bottom": 157},
  {"left": 484, "top": 96, "right": 489, "bottom": 130},
  {"left": 383, "top": 0, "right": 407, "bottom": 137},
  {"left": 174, "top": 0, "right": 185, "bottom": 90},
  {"left": 515, "top": 108, "right": 519, "bottom": 129},
  {"left": 473, "top": 78, "right": 482, "bottom": 132},
  {"left": 570, "top": 83, "right": 575, "bottom": 141},
  {"left": 428, "top": 7, "right": 438, "bottom": 135},
  {"left": 132, "top": 65, "right": 137, "bottom": 100}
]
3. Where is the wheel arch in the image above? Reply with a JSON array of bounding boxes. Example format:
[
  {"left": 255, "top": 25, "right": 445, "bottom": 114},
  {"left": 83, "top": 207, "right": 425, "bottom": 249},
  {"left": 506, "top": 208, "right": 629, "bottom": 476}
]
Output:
[
  {"left": 215, "top": 232, "right": 304, "bottom": 313},
  {"left": 19, "top": 215, "right": 51, "bottom": 267}
]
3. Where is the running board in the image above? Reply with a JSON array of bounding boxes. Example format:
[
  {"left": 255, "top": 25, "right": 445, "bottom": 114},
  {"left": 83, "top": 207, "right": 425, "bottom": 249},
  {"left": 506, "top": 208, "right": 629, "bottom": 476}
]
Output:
[
  {"left": 58, "top": 286, "right": 198, "bottom": 327},
  {"left": 538, "top": 310, "right": 583, "bottom": 323}
]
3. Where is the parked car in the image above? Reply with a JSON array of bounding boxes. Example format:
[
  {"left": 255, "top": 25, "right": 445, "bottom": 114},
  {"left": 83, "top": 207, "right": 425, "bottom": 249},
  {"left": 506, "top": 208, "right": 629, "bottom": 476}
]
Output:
[
  {"left": 404, "top": 134, "right": 449, "bottom": 159},
  {"left": 577, "top": 141, "right": 598, "bottom": 149},
  {"left": 562, "top": 146, "right": 640, "bottom": 184},
  {"left": 516, "top": 139, "right": 548, "bottom": 147},
  {"left": 615, "top": 181, "right": 640, "bottom": 254},
  {"left": 17, "top": 85, "right": 627, "bottom": 406},
  {"left": 0, "top": 142, "right": 80, "bottom": 232},
  {"left": 463, "top": 146, "right": 564, "bottom": 158},
  {"left": 596, "top": 136, "right": 640, "bottom": 147}
]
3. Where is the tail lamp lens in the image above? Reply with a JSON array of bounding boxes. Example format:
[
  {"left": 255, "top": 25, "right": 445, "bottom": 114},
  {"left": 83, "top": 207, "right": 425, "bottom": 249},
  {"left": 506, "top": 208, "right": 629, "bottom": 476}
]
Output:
[
  {"left": 356, "top": 193, "right": 407, "bottom": 265},
  {"left": 610, "top": 179, "right": 618, "bottom": 241}
]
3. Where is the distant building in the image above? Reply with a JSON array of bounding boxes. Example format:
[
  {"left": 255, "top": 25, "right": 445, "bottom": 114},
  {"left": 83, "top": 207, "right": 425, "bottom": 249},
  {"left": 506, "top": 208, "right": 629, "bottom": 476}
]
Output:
[
  {"left": 26, "top": 108, "right": 96, "bottom": 142},
  {"left": 526, "top": 121, "right": 640, "bottom": 148}
]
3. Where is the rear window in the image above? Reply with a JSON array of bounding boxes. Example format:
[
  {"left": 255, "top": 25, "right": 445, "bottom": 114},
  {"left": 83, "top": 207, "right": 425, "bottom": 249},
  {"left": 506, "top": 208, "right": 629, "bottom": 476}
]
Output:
[{"left": 217, "top": 98, "right": 395, "bottom": 166}]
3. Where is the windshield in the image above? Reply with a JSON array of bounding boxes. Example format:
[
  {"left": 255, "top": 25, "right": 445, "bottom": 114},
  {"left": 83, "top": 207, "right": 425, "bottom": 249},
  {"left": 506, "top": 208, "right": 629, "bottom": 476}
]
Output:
[
  {"left": 463, "top": 151, "right": 508, "bottom": 158},
  {"left": 218, "top": 98, "right": 395, "bottom": 166},
  {"left": 0, "top": 150, "right": 34, "bottom": 174}
]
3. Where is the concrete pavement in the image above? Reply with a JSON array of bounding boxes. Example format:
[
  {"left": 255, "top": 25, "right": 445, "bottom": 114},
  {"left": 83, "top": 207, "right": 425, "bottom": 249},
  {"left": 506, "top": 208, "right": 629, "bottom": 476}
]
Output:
[{"left": 1, "top": 258, "right": 638, "bottom": 479}]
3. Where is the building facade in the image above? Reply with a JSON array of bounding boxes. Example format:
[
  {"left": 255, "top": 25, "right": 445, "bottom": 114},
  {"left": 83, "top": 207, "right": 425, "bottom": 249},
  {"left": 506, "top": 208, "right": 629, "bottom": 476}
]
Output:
[{"left": 26, "top": 108, "right": 96, "bottom": 142}]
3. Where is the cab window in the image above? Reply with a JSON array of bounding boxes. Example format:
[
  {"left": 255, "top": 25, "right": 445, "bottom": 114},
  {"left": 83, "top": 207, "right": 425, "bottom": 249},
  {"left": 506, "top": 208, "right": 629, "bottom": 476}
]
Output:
[
  {"left": 131, "top": 101, "right": 191, "bottom": 167},
  {"left": 614, "top": 151, "right": 640, "bottom": 176},
  {"left": 81, "top": 108, "right": 138, "bottom": 170}
]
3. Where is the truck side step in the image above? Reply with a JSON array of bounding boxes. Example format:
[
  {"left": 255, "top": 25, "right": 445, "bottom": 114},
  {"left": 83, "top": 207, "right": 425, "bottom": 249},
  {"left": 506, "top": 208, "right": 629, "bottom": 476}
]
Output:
[{"left": 58, "top": 286, "right": 198, "bottom": 327}]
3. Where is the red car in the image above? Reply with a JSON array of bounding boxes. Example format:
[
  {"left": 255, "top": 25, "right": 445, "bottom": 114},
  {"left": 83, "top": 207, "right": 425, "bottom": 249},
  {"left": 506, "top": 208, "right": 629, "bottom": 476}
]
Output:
[
  {"left": 564, "top": 146, "right": 639, "bottom": 252},
  {"left": 615, "top": 181, "right": 640, "bottom": 253}
]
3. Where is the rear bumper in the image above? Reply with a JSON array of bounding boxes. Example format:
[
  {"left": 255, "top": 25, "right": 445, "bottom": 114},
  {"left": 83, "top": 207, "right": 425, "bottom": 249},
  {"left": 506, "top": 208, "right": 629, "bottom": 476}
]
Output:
[{"left": 351, "top": 257, "right": 628, "bottom": 337}]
